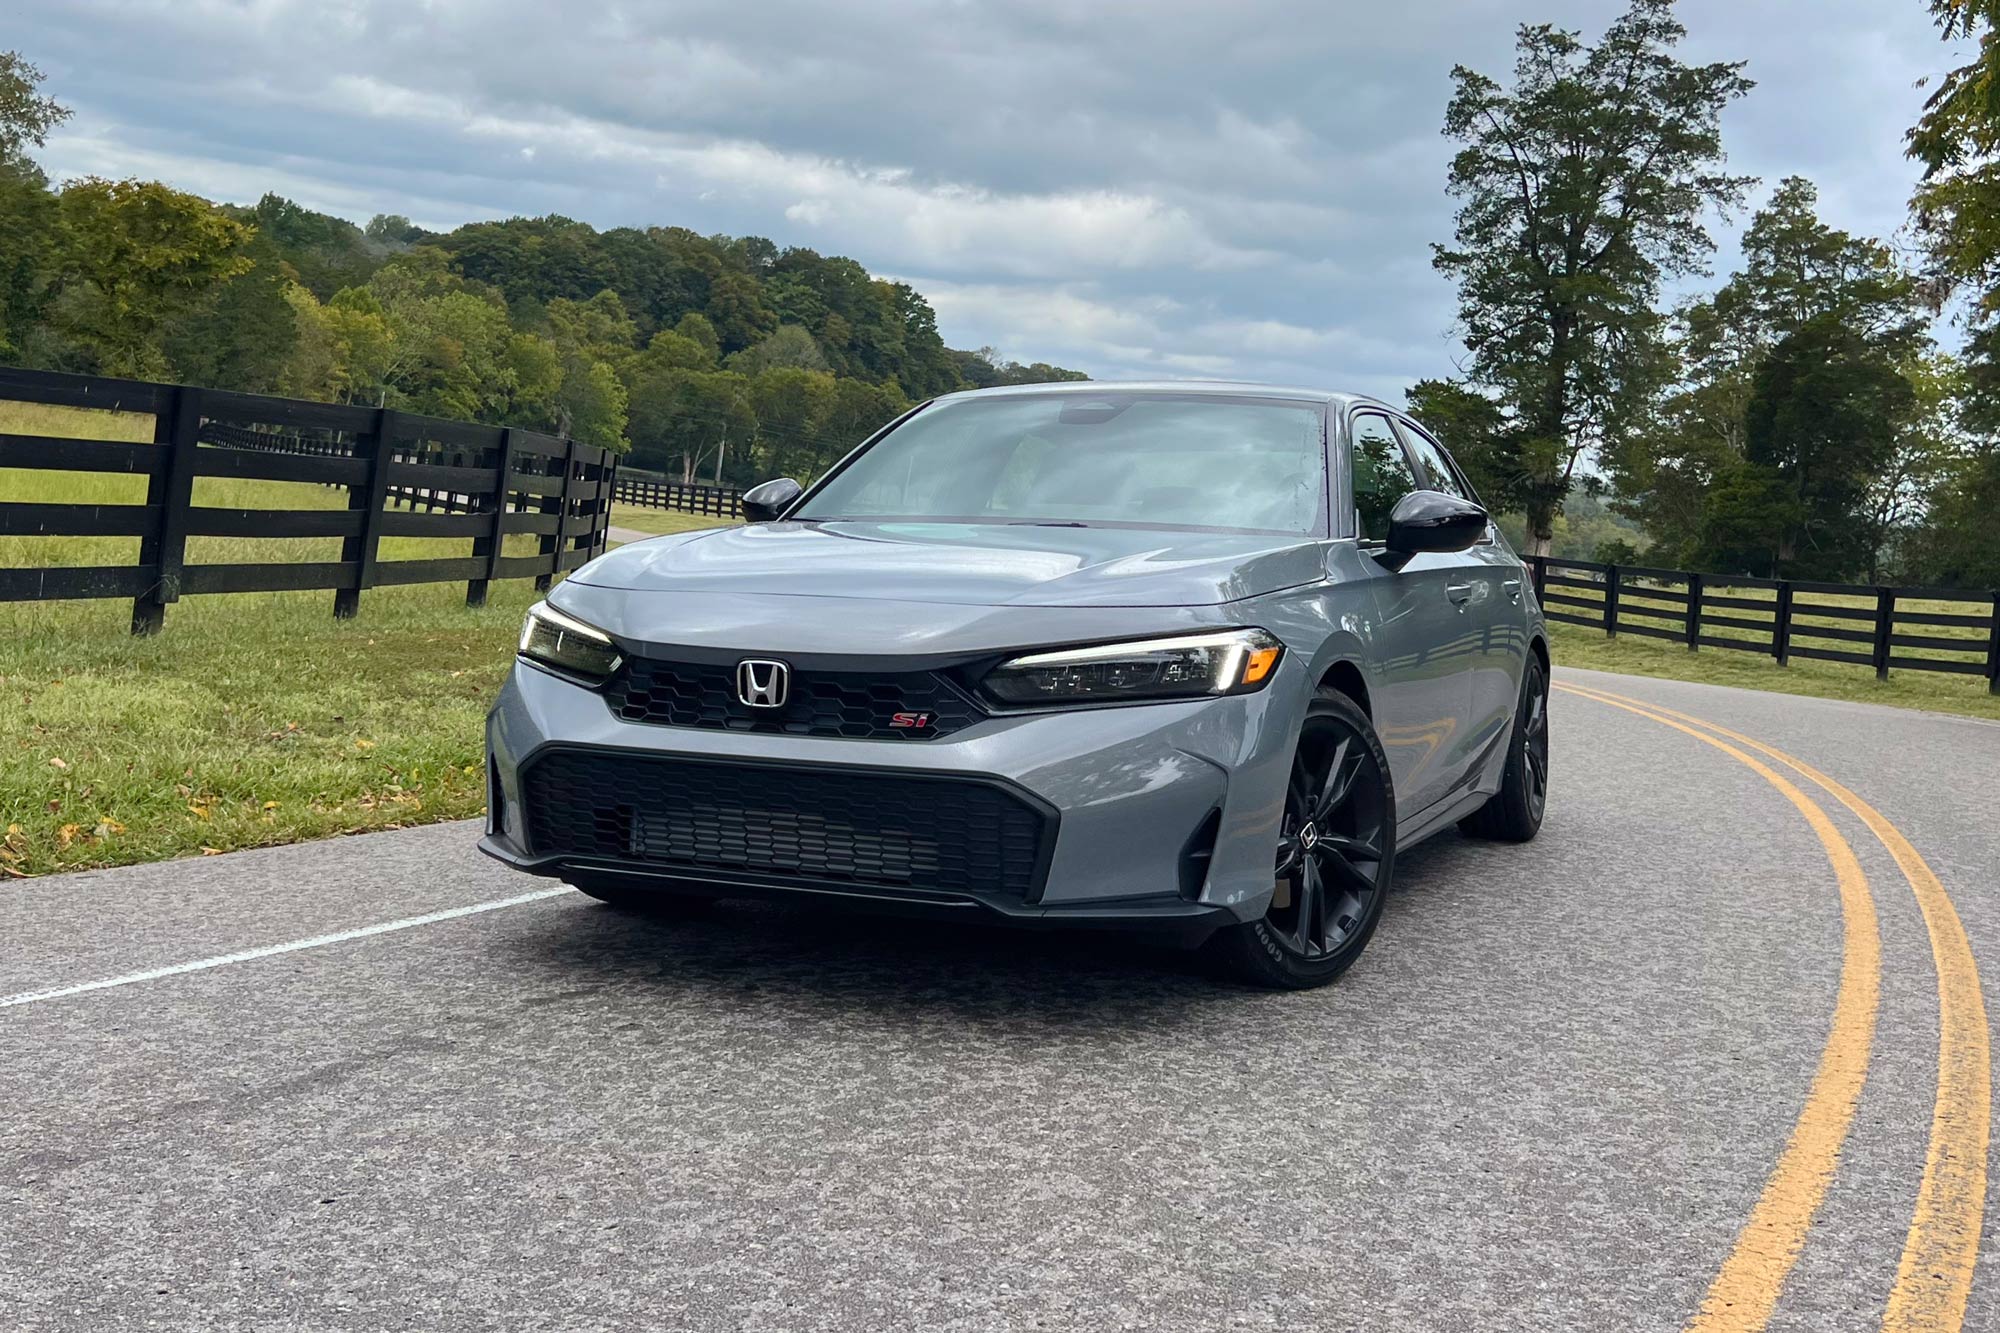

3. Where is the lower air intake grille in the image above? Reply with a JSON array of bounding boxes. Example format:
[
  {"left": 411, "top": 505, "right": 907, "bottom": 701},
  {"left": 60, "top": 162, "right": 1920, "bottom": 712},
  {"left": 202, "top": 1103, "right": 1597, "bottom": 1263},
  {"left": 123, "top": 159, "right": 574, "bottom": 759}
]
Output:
[{"left": 521, "top": 750, "right": 1052, "bottom": 900}]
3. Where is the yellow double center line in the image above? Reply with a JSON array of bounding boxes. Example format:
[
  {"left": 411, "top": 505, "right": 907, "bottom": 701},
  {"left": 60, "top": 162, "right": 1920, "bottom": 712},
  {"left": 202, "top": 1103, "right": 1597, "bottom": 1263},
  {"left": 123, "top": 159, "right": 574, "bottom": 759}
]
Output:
[{"left": 1555, "top": 682, "right": 1990, "bottom": 1331}]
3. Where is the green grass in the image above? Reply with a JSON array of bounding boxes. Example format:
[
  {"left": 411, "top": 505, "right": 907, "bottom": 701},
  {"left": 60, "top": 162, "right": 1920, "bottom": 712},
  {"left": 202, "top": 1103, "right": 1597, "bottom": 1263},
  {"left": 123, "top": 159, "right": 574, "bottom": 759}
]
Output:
[
  {"left": 1548, "top": 619, "right": 2000, "bottom": 722},
  {"left": 0, "top": 397, "right": 560, "bottom": 877},
  {"left": 1, "top": 581, "right": 535, "bottom": 877},
  {"left": 607, "top": 504, "right": 738, "bottom": 538}
]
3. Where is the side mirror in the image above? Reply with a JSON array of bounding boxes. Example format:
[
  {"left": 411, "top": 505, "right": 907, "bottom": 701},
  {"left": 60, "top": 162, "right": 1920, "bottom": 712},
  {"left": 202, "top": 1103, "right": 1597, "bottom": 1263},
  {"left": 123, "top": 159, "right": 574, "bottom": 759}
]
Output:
[
  {"left": 1379, "top": 490, "right": 1487, "bottom": 571},
  {"left": 740, "top": 476, "right": 803, "bottom": 522}
]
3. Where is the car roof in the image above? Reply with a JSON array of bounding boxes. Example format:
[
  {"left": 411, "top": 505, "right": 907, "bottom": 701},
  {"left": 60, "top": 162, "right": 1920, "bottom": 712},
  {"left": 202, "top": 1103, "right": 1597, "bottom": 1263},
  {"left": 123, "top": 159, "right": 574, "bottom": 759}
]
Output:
[{"left": 929, "top": 379, "right": 1396, "bottom": 413}]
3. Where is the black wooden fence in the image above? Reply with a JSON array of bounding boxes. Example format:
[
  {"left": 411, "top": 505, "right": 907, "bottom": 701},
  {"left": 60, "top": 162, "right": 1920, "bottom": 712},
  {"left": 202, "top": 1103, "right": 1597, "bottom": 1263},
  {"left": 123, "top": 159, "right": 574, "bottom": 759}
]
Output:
[
  {"left": 1528, "top": 555, "right": 2000, "bottom": 694},
  {"left": 612, "top": 474, "right": 742, "bottom": 518},
  {"left": 0, "top": 366, "right": 617, "bottom": 634}
]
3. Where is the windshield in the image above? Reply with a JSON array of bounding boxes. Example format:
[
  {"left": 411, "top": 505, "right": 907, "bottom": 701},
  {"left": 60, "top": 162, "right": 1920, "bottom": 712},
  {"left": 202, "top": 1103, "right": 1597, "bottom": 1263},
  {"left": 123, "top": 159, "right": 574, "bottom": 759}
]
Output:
[{"left": 794, "top": 392, "right": 1327, "bottom": 534}]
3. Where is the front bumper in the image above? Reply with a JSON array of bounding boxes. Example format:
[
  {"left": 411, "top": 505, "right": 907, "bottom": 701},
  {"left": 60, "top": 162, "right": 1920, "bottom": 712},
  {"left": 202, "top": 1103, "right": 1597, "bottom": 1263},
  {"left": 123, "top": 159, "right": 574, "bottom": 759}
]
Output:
[{"left": 482, "top": 652, "right": 1300, "bottom": 941}]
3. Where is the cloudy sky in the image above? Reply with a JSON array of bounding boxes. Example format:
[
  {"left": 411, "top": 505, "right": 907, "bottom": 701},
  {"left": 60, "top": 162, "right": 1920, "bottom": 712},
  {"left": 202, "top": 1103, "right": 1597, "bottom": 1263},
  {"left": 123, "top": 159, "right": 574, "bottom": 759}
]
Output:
[{"left": 13, "top": 0, "right": 1965, "bottom": 402}]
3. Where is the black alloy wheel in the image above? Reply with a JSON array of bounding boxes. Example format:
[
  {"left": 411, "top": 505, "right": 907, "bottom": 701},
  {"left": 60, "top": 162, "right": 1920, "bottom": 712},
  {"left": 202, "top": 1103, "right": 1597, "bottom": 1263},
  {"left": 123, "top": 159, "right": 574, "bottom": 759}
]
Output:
[
  {"left": 1459, "top": 654, "right": 1549, "bottom": 842},
  {"left": 1211, "top": 689, "right": 1396, "bottom": 989},
  {"left": 1522, "top": 666, "right": 1549, "bottom": 823}
]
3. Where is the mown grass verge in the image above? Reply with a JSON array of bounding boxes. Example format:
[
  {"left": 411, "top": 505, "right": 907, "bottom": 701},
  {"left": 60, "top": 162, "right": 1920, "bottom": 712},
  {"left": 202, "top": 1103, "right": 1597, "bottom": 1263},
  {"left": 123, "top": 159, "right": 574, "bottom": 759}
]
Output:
[
  {"left": 1547, "top": 619, "right": 2000, "bottom": 722},
  {"left": 1, "top": 397, "right": 555, "bottom": 877},
  {"left": 607, "top": 504, "right": 738, "bottom": 538},
  {"left": 1, "top": 582, "right": 536, "bottom": 877}
]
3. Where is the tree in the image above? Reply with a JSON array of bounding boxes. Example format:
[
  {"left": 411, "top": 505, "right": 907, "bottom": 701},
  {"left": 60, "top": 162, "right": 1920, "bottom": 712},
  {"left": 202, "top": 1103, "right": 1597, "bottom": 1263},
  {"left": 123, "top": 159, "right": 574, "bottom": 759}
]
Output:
[
  {"left": 1611, "top": 177, "right": 1930, "bottom": 567},
  {"left": 1728, "top": 315, "right": 1913, "bottom": 576},
  {"left": 239, "top": 194, "right": 379, "bottom": 297},
  {"left": 1903, "top": 451, "right": 2000, "bottom": 587},
  {"left": 278, "top": 283, "right": 396, "bottom": 403},
  {"left": 1404, "top": 378, "right": 1517, "bottom": 507},
  {"left": 53, "top": 178, "right": 255, "bottom": 377},
  {"left": 364, "top": 214, "right": 427, "bottom": 248},
  {"left": 1860, "top": 352, "right": 1965, "bottom": 582},
  {"left": 1432, "top": 0, "right": 1753, "bottom": 554},
  {"left": 555, "top": 356, "right": 629, "bottom": 452},
  {"left": 727, "top": 324, "right": 829, "bottom": 375},
  {"left": 1692, "top": 178, "right": 1925, "bottom": 354},
  {"left": 0, "top": 51, "right": 70, "bottom": 179},
  {"left": 1909, "top": 0, "right": 2000, "bottom": 312},
  {"left": 545, "top": 289, "right": 637, "bottom": 358},
  {"left": 162, "top": 261, "right": 298, "bottom": 393},
  {"left": 748, "top": 367, "right": 838, "bottom": 481},
  {"left": 0, "top": 161, "right": 60, "bottom": 360},
  {"left": 0, "top": 54, "right": 65, "bottom": 360}
]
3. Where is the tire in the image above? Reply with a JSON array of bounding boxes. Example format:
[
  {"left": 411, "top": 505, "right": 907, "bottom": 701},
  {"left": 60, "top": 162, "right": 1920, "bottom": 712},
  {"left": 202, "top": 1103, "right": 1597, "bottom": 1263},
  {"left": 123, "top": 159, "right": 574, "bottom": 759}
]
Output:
[
  {"left": 567, "top": 873, "right": 719, "bottom": 915},
  {"left": 1458, "top": 652, "right": 1549, "bottom": 843},
  {"left": 1207, "top": 688, "right": 1397, "bottom": 990}
]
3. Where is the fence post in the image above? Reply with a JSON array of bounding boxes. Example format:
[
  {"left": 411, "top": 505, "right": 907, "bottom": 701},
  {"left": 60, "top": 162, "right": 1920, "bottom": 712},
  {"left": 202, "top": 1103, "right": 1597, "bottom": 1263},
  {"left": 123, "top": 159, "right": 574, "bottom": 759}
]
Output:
[
  {"left": 1774, "top": 581, "right": 1793, "bottom": 665},
  {"left": 1985, "top": 590, "right": 1999, "bottom": 697},
  {"left": 1530, "top": 555, "right": 1547, "bottom": 605},
  {"left": 335, "top": 408, "right": 397, "bottom": 619},
  {"left": 1872, "top": 586, "right": 1896, "bottom": 681},
  {"left": 535, "top": 438, "right": 577, "bottom": 593},
  {"left": 594, "top": 453, "right": 617, "bottom": 558},
  {"left": 1603, "top": 564, "right": 1621, "bottom": 639},
  {"left": 467, "top": 428, "right": 517, "bottom": 608},
  {"left": 1685, "top": 571, "right": 1703, "bottom": 652},
  {"left": 129, "top": 386, "right": 204, "bottom": 636}
]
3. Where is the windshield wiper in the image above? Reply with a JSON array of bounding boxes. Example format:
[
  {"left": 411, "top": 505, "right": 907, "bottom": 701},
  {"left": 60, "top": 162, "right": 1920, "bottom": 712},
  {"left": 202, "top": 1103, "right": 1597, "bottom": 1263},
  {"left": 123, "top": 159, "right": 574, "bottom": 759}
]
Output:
[{"left": 1008, "top": 519, "right": 1091, "bottom": 528}]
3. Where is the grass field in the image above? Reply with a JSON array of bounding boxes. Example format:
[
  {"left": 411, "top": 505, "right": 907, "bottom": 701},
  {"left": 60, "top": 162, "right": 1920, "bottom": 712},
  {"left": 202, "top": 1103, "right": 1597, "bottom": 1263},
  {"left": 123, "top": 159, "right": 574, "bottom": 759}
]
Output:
[
  {"left": 0, "top": 402, "right": 751, "bottom": 877},
  {"left": 1548, "top": 619, "right": 2000, "bottom": 721},
  {"left": 1, "top": 401, "right": 557, "bottom": 876},
  {"left": 607, "top": 504, "right": 737, "bottom": 538}
]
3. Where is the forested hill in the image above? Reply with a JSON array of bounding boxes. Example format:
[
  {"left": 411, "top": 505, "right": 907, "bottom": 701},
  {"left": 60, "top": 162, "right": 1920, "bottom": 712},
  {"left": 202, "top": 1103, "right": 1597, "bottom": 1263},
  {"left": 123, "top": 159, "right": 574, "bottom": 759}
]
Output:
[{"left": 0, "top": 180, "right": 1086, "bottom": 485}]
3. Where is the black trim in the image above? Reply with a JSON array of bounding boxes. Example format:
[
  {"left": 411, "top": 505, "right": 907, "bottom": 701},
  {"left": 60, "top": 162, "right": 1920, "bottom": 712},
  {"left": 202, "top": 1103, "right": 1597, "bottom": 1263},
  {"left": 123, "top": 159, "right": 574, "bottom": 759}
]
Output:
[
  {"left": 1178, "top": 808, "right": 1223, "bottom": 902},
  {"left": 479, "top": 832, "right": 1230, "bottom": 945},
  {"left": 513, "top": 741, "right": 1062, "bottom": 905}
]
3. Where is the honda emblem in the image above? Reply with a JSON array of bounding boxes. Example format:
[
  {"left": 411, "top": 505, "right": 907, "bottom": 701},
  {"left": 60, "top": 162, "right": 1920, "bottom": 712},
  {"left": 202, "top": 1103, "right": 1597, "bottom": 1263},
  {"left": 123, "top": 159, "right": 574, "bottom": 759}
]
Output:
[{"left": 735, "top": 659, "right": 790, "bottom": 708}]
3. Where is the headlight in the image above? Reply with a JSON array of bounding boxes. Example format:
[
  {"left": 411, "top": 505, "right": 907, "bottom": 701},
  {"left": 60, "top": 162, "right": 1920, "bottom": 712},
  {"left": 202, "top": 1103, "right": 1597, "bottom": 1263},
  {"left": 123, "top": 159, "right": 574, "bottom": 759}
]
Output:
[
  {"left": 981, "top": 628, "right": 1283, "bottom": 707},
  {"left": 518, "top": 600, "right": 622, "bottom": 683}
]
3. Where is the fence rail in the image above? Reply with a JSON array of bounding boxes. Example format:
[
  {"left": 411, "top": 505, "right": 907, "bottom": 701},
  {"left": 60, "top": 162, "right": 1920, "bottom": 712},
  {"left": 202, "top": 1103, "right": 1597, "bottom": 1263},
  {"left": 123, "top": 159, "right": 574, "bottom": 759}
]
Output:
[
  {"left": 0, "top": 366, "right": 617, "bottom": 634},
  {"left": 1527, "top": 555, "right": 2000, "bottom": 694},
  {"left": 612, "top": 474, "right": 742, "bottom": 518}
]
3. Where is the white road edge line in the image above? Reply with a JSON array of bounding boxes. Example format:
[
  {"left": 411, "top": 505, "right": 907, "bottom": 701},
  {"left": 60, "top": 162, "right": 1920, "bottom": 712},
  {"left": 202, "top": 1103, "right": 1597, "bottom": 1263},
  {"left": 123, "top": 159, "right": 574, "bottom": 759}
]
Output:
[{"left": 0, "top": 886, "right": 573, "bottom": 1010}]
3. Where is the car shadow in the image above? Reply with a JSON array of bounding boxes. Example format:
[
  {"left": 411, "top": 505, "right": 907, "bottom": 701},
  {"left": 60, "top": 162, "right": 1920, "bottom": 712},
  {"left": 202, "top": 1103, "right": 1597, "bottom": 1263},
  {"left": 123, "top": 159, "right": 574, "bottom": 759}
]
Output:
[{"left": 499, "top": 832, "right": 1470, "bottom": 1033}]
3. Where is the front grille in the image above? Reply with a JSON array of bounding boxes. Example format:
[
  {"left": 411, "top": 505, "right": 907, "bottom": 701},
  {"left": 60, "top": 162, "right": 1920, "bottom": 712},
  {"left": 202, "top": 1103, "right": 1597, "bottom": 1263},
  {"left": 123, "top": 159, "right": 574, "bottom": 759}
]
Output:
[
  {"left": 521, "top": 749, "right": 1053, "bottom": 900},
  {"left": 604, "top": 658, "right": 985, "bottom": 741}
]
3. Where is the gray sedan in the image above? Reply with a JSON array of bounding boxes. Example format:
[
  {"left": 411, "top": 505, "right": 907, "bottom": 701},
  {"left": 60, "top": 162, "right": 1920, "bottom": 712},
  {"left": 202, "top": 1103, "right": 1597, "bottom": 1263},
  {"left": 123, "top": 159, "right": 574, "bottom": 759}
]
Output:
[{"left": 481, "top": 382, "right": 1549, "bottom": 988}]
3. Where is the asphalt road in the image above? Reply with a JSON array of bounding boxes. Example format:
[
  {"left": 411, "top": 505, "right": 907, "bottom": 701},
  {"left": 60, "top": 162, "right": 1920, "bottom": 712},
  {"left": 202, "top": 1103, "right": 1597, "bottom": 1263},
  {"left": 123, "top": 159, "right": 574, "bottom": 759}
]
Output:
[{"left": 4, "top": 666, "right": 1997, "bottom": 1332}]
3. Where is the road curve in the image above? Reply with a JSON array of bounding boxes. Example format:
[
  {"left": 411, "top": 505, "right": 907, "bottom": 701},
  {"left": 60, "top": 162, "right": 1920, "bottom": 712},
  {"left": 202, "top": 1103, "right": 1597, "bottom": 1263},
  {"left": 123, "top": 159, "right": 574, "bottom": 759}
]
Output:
[{"left": 1, "top": 665, "right": 1995, "bottom": 1332}]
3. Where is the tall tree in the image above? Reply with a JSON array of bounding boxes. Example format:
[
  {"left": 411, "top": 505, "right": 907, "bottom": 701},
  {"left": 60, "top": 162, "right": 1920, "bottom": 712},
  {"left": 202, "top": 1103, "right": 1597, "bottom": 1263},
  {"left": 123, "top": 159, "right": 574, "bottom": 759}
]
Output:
[
  {"left": 1611, "top": 177, "right": 1931, "bottom": 569},
  {"left": 1909, "top": 0, "right": 2000, "bottom": 311},
  {"left": 0, "top": 51, "right": 69, "bottom": 178},
  {"left": 1403, "top": 378, "right": 1515, "bottom": 506},
  {"left": 0, "top": 53, "right": 67, "bottom": 360},
  {"left": 1432, "top": 0, "right": 1753, "bottom": 554},
  {"left": 1725, "top": 315, "right": 1913, "bottom": 576},
  {"left": 53, "top": 178, "right": 255, "bottom": 377}
]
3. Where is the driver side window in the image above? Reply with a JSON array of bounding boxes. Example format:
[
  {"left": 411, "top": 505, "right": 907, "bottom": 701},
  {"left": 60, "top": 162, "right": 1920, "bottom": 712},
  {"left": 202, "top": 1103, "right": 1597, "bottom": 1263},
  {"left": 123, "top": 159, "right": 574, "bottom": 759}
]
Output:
[{"left": 1349, "top": 414, "right": 1419, "bottom": 541}]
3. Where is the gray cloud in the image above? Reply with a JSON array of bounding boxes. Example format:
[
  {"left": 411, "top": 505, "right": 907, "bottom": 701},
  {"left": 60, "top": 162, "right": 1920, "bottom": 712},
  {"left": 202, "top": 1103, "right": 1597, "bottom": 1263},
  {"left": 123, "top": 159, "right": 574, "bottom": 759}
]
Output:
[{"left": 14, "top": 0, "right": 1962, "bottom": 402}]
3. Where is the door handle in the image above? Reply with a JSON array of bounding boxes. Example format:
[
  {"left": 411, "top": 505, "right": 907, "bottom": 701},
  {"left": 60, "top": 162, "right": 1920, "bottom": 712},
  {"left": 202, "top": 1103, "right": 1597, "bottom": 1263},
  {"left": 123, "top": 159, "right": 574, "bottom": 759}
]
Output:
[
  {"left": 1501, "top": 578, "right": 1522, "bottom": 603},
  {"left": 1445, "top": 580, "right": 1476, "bottom": 606}
]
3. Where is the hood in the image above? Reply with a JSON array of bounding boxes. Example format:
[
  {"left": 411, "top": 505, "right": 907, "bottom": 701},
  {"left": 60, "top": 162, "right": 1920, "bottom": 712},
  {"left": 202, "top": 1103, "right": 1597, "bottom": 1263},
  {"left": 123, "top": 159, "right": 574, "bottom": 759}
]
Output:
[{"left": 568, "top": 521, "right": 1325, "bottom": 608}]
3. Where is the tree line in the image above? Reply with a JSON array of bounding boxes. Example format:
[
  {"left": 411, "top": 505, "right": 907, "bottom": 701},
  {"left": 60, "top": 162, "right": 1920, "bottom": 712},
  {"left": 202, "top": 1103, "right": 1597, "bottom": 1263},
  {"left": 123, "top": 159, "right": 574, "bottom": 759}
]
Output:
[
  {"left": 1413, "top": 0, "right": 2000, "bottom": 589},
  {"left": 0, "top": 53, "right": 1083, "bottom": 488}
]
